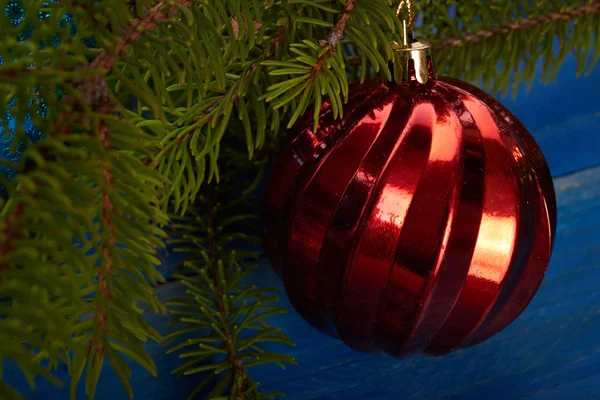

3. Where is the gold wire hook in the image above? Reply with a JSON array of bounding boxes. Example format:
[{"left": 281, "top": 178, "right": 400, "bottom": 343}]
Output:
[
  {"left": 391, "top": 0, "right": 433, "bottom": 84},
  {"left": 396, "top": 0, "right": 416, "bottom": 46}
]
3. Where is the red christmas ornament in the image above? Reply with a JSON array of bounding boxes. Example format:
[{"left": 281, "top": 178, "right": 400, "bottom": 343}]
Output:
[{"left": 261, "top": 37, "right": 556, "bottom": 357}]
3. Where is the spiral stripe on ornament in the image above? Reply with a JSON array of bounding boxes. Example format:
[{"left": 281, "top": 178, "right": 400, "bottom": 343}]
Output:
[
  {"left": 425, "top": 86, "right": 524, "bottom": 354},
  {"left": 333, "top": 91, "right": 430, "bottom": 352},
  {"left": 285, "top": 87, "right": 395, "bottom": 337},
  {"left": 267, "top": 83, "right": 389, "bottom": 336},
  {"left": 445, "top": 79, "right": 554, "bottom": 347},
  {"left": 445, "top": 77, "right": 556, "bottom": 241},
  {"left": 261, "top": 81, "right": 380, "bottom": 276},
  {"left": 371, "top": 85, "right": 485, "bottom": 357},
  {"left": 317, "top": 90, "right": 419, "bottom": 348},
  {"left": 261, "top": 84, "right": 376, "bottom": 273}
]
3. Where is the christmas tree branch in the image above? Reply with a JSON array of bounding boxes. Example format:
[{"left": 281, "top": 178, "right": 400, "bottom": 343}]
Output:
[
  {"left": 206, "top": 196, "right": 247, "bottom": 399},
  {"left": 0, "top": 204, "right": 23, "bottom": 271},
  {"left": 327, "top": 0, "right": 356, "bottom": 47},
  {"left": 90, "top": 0, "right": 193, "bottom": 71},
  {"left": 3, "top": 1, "right": 298, "bottom": 397},
  {"left": 89, "top": 121, "right": 116, "bottom": 359},
  {"left": 436, "top": 0, "right": 600, "bottom": 50},
  {"left": 166, "top": 162, "right": 296, "bottom": 399},
  {"left": 261, "top": 0, "right": 400, "bottom": 130},
  {"left": 0, "top": 0, "right": 191, "bottom": 274},
  {"left": 149, "top": 21, "right": 291, "bottom": 175},
  {"left": 0, "top": 1, "right": 187, "bottom": 397},
  {"left": 421, "top": 0, "right": 600, "bottom": 95}
]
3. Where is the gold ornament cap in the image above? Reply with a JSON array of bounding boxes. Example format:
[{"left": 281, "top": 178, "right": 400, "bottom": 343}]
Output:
[
  {"left": 391, "top": 39, "right": 435, "bottom": 84},
  {"left": 391, "top": 0, "right": 436, "bottom": 84}
]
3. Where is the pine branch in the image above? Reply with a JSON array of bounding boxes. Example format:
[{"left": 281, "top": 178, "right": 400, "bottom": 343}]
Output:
[
  {"left": 0, "top": 2, "right": 191, "bottom": 397},
  {"left": 206, "top": 196, "right": 248, "bottom": 399},
  {"left": 421, "top": 0, "right": 600, "bottom": 95},
  {"left": 88, "top": 121, "right": 116, "bottom": 360},
  {"left": 0, "top": 0, "right": 190, "bottom": 286},
  {"left": 0, "top": 203, "right": 23, "bottom": 271},
  {"left": 341, "top": 1, "right": 600, "bottom": 96},
  {"left": 148, "top": 20, "right": 290, "bottom": 178},
  {"left": 260, "top": 0, "right": 406, "bottom": 134},
  {"left": 436, "top": 1, "right": 600, "bottom": 50},
  {"left": 166, "top": 160, "right": 296, "bottom": 399},
  {"left": 3, "top": 2, "right": 297, "bottom": 397},
  {"left": 90, "top": 0, "right": 193, "bottom": 71},
  {"left": 327, "top": 0, "right": 356, "bottom": 47},
  {"left": 0, "top": 0, "right": 191, "bottom": 81},
  {"left": 145, "top": 11, "right": 293, "bottom": 214},
  {"left": 1, "top": 0, "right": 197, "bottom": 263}
]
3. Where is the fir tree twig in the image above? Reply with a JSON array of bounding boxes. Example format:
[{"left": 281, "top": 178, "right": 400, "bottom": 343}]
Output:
[
  {"left": 205, "top": 195, "right": 247, "bottom": 399},
  {"left": 0, "top": 0, "right": 190, "bottom": 279},
  {"left": 89, "top": 0, "right": 193, "bottom": 71},
  {"left": 436, "top": 0, "right": 600, "bottom": 50}
]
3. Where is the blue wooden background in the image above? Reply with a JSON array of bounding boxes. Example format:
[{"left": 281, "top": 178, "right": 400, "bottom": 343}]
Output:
[{"left": 5, "top": 53, "right": 600, "bottom": 399}]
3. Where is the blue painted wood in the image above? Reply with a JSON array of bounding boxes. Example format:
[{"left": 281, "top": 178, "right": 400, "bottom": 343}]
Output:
[
  {"left": 497, "top": 53, "right": 600, "bottom": 178},
  {"left": 7, "top": 164, "right": 600, "bottom": 400}
]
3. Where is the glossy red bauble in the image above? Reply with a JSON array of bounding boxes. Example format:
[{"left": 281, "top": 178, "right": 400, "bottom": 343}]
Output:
[{"left": 261, "top": 76, "right": 557, "bottom": 358}]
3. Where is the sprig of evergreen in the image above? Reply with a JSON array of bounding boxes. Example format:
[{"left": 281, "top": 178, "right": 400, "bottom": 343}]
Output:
[
  {"left": 165, "top": 151, "right": 296, "bottom": 400},
  {"left": 423, "top": 0, "right": 600, "bottom": 96},
  {"left": 1, "top": 1, "right": 177, "bottom": 399},
  {"left": 0, "top": 1, "right": 598, "bottom": 399}
]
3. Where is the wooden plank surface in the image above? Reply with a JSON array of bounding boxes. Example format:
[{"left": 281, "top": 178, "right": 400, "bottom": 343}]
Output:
[
  {"left": 7, "top": 164, "right": 600, "bottom": 400},
  {"left": 500, "top": 52, "right": 600, "bottom": 177}
]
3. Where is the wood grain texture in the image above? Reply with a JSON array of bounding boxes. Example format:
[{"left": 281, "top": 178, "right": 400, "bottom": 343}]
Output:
[
  {"left": 6, "top": 164, "right": 600, "bottom": 400},
  {"left": 500, "top": 53, "right": 600, "bottom": 178}
]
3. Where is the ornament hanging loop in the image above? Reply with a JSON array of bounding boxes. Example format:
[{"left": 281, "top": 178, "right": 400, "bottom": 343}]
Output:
[
  {"left": 391, "top": 0, "right": 435, "bottom": 84},
  {"left": 396, "top": 0, "right": 416, "bottom": 46}
]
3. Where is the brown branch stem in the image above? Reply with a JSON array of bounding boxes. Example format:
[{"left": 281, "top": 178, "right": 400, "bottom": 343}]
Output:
[
  {"left": 311, "top": 0, "right": 356, "bottom": 80},
  {"left": 207, "top": 198, "right": 247, "bottom": 399},
  {"left": 0, "top": 203, "right": 24, "bottom": 272},
  {"left": 92, "top": 122, "right": 117, "bottom": 354},
  {"left": 90, "top": 0, "right": 193, "bottom": 71}
]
